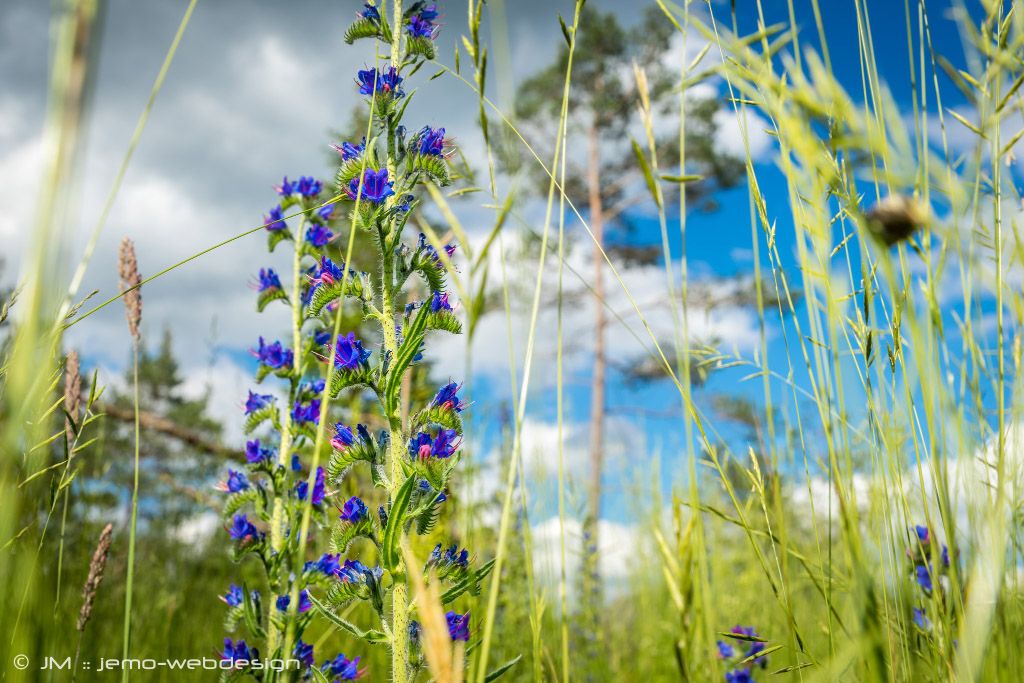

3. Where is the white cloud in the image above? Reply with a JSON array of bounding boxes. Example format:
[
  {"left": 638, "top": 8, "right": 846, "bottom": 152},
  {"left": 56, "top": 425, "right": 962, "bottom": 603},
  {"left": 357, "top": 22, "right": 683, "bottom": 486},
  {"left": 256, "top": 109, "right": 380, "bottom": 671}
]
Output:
[{"left": 531, "top": 516, "right": 640, "bottom": 586}]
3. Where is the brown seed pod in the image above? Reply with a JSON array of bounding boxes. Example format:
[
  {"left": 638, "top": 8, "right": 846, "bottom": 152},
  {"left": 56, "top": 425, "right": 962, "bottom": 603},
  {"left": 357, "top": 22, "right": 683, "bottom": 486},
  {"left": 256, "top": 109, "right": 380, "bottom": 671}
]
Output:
[{"left": 865, "top": 195, "right": 929, "bottom": 247}]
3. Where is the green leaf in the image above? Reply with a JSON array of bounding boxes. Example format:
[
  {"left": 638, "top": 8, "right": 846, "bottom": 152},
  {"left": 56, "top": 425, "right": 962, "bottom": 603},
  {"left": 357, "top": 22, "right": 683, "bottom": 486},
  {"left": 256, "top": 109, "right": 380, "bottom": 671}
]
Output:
[
  {"left": 484, "top": 655, "right": 523, "bottom": 682},
  {"left": 630, "top": 137, "right": 661, "bottom": 209},
  {"left": 661, "top": 173, "right": 704, "bottom": 184},
  {"left": 310, "top": 667, "right": 332, "bottom": 683},
  {"left": 382, "top": 476, "right": 418, "bottom": 570},
  {"left": 440, "top": 558, "right": 495, "bottom": 604},
  {"left": 328, "top": 365, "right": 374, "bottom": 399},
  {"left": 256, "top": 287, "right": 288, "bottom": 313},
  {"left": 558, "top": 14, "right": 572, "bottom": 46},
  {"left": 308, "top": 593, "right": 388, "bottom": 644}
]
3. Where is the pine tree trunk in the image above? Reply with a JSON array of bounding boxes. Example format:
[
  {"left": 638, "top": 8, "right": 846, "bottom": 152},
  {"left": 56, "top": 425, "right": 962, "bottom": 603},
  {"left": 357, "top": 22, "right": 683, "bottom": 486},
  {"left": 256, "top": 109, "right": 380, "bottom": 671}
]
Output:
[{"left": 584, "top": 121, "right": 607, "bottom": 627}]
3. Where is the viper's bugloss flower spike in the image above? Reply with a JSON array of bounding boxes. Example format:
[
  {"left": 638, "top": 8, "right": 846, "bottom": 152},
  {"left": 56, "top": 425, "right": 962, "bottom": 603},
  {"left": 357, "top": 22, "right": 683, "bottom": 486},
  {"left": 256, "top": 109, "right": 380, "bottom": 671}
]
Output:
[
  {"left": 117, "top": 237, "right": 143, "bottom": 342},
  {"left": 445, "top": 611, "right": 470, "bottom": 642},
  {"left": 346, "top": 168, "right": 396, "bottom": 204},
  {"left": 339, "top": 496, "right": 369, "bottom": 523},
  {"left": 322, "top": 653, "right": 365, "bottom": 680}
]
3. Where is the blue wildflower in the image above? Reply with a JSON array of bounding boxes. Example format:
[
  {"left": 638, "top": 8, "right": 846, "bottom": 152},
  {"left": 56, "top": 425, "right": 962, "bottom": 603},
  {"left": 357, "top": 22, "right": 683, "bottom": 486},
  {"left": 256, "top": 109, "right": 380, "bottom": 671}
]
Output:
[
  {"left": 255, "top": 268, "right": 282, "bottom": 292},
  {"left": 217, "top": 469, "right": 250, "bottom": 493},
  {"left": 406, "top": 4, "right": 439, "bottom": 38},
  {"left": 296, "top": 467, "right": 326, "bottom": 506},
  {"left": 229, "top": 514, "right": 259, "bottom": 542},
  {"left": 332, "top": 423, "right": 356, "bottom": 451},
  {"left": 294, "top": 640, "right": 315, "bottom": 668},
  {"left": 313, "top": 553, "right": 341, "bottom": 576},
  {"left": 305, "top": 224, "right": 334, "bottom": 247},
  {"left": 252, "top": 336, "right": 293, "bottom": 370},
  {"left": 296, "top": 176, "right": 322, "bottom": 198},
  {"left": 355, "top": 66, "right": 404, "bottom": 98},
  {"left": 409, "top": 429, "right": 460, "bottom": 459},
  {"left": 419, "top": 478, "right": 448, "bottom": 503},
  {"left": 221, "top": 638, "right": 255, "bottom": 664},
  {"left": 445, "top": 611, "right": 470, "bottom": 642},
  {"left": 359, "top": 2, "right": 380, "bottom": 22},
  {"left": 915, "top": 564, "right": 932, "bottom": 592},
  {"left": 913, "top": 607, "right": 931, "bottom": 630},
  {"left": 221, "top": 584, "right": 244, "bottom": 608},
  {"left": 408, "top": 620, "right": 421, "bottom": 645},
  {"left": 914, "top": 525, "right": 930, "bottom": 545},
  {"left": 264, "top": 205, "right": 287, "bottom": 231},
  {"left": 332, "top": 139, "right": 365, "bottom": 161},
  {"left": 417, "top": 126, "right": 446, "bottom": 156},
  {"left": 310, "top": 255, "right": 347, "bottom": 288},
  {"left": 716, "top": 640, "right": 734, "bottom": 659},
  {"left": 431, "top": 382, "right": 467, "bottom": 412},
  {"left": 291, "top": 454, "right": 302, "bottom": 472},
  {"left": 339, "top": 496, "right": 368, "bottom": 523},
  {"left": 276, "top": 589, "right": 312, "bottom": 613},
  {"left": 337, "top": 559, "right": 383, "bottom": 584},
  {"left": 346, "top": 168, "right": 395, "bottom": 204},
  {"left": 430, "top": 290, "right": 452, "bottom": 312},
  {"left": 725, "top": 670, "right": 753, "bottom": 683},
  {"left": 276, "top": 177, "right": 297, "bottom": 196},
  {"left": 245, "top": 439, "right": 274, "bottom": 463},
  {"left": 244, "top": 390, "right": 274, "bottom": 415},
  {"left": 430, "top": 543, "right": 469, "bottom": 569},
  {"left": 292, "top": 398, "right": 321, "bottom": 425},
  {"left": 322, "top": 653, "right": 364, "bottom": 680},
  {"left": 941, "top": 544, "right": 950, "bottom": 568},
  {"left": 316, "top": 202, "right": 336, "bottom": 222},
  {"left": 331, "top": 332, "right": 371, "bottom": 370}
]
